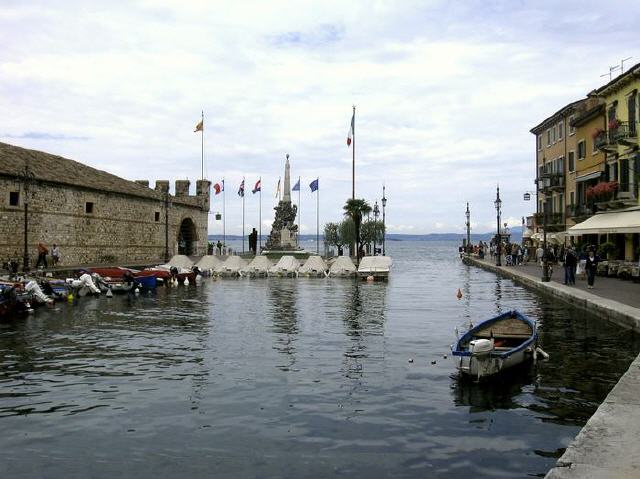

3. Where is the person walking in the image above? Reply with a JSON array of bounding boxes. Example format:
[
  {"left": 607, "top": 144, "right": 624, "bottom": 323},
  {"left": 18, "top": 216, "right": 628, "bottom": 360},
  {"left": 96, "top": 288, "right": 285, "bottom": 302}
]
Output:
[
  {"left": 563, "top": 247, "right": 577, "bottom": 285},
  {"left": 35, "top": 242, "right": 48, "bottom": 269},
  {"left": 536, "top": 245, "right": 544, "bottom": 267},
  {"left": 585, "top": 249, "right": 599, "bottom": 289},
  {"left": 51, "top": 244, "right": 60, "bottom": 266}
]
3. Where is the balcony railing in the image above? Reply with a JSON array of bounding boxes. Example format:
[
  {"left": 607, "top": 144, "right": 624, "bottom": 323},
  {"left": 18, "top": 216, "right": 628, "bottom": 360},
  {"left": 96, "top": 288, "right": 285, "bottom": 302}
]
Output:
[
  {"left": 533, "top": 212, "right": 563, "bottom": 225},
  {"left": 611, "top": 121, "right": 638, "bottom": 144},
  {"left": 566, "top": 204, "right": 593, "bottom": 218}
]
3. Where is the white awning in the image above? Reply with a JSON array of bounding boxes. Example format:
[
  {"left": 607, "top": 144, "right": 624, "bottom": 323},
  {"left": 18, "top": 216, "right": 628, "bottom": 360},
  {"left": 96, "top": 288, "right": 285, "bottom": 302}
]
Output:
[
  {"left": 576, "top": 171, "right": 602, "bottom": 182},
  {"left": 568, "top": 208, "right": 640, "bottom": 235}
]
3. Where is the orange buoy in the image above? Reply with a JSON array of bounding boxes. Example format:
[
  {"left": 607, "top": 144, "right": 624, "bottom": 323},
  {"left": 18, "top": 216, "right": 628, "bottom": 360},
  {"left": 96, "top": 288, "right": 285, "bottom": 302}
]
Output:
[{"left": 456, "top": 288, "right": 463, "bottom": 300}]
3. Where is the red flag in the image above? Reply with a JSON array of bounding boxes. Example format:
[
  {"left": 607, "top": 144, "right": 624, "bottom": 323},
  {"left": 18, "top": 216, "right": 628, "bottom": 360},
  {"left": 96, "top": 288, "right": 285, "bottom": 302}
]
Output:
[{"left": 347, "top": 111, "right": 354, "bottom": 147}]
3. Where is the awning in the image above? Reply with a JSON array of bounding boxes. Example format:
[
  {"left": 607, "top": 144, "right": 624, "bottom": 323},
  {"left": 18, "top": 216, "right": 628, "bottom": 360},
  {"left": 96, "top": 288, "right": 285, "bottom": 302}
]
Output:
[
  {"left": 568, "top": 208, "right": 640, "bottom": 235},
  {"left": 531, "top": 232, "right": 544, "bottom": 241},
  {"left": 522, "top": 228, "right": 533, "bottom": 238},
  {"left": 548, "top": 231, "right": 568, "bottom": 244},
  {"left": 576, "top": 171, "right": 602, "bottom": 182}
]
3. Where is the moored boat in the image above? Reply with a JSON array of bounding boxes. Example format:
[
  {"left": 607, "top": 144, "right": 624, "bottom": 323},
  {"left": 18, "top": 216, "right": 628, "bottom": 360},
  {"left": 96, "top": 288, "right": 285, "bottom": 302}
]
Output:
[
  {"left": 451, "top": 310, "right": 538, "bottom": 380},
  {"left": 357, "top": 256, "right": 392, "bottom": 280}
]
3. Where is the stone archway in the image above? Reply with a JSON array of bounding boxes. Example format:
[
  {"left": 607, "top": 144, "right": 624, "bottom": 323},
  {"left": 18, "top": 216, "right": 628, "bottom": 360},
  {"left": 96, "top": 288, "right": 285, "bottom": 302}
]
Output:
[{"left": 178, "top": 218, "right": 197, "bottom": 256}]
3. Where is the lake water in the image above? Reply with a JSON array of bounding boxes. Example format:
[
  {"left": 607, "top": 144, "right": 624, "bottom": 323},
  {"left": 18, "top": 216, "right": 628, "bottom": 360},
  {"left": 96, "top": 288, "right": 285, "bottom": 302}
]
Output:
[{"left": 1, "top": 240, "right": 639, "bottom": 478}]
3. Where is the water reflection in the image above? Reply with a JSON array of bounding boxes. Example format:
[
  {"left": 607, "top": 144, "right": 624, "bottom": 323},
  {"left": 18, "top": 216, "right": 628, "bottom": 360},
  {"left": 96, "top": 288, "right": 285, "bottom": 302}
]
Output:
[{"left": 267, "top": 279, "right": 299, "bottom": 371}]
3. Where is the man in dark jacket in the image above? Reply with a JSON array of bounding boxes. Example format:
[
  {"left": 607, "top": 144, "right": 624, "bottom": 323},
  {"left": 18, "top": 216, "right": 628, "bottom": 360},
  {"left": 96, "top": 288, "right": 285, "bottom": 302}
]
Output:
[
  {"left": 563, "top": 247, "right": 578, "bottom": 285},
  {"left": 585, "top": 249, "right": 599, "bottom": 289}
]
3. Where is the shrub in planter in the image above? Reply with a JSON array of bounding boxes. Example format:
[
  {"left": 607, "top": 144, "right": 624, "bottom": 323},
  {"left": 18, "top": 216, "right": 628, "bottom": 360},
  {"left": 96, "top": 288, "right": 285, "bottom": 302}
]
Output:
[{"left": 597, "top": 241, "right": 616, "bottom": 260}]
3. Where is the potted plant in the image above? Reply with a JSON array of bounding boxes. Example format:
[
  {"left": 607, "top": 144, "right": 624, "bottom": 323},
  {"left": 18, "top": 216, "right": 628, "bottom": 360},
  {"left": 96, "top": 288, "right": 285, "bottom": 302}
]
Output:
[
  {"left": 591, "top": 128, "right": 604, "bottom": 140},
  {"left": 597, "top": 241, "right": 617, "bottom": 260},
  {"left": 608, "top": 118, "right": 621, "bottom": 130}
]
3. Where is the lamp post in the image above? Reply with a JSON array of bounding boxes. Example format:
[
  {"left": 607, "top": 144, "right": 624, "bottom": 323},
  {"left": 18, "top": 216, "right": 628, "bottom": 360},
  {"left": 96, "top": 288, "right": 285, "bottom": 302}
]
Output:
[
  {"left": 465, "top": 202, "right": 471, "bottom": 256},
  {"left": 540, "top": 176, "right": 551, "bottom": 282},
  {"left": 373, "top": 201, "right": 380, "bottom": 255},
  {"left": 381, "top": 186, "right": 387, "bottom": 256},
  {"left": 495, "top": 186, "right": 502, "bottom": 266}
]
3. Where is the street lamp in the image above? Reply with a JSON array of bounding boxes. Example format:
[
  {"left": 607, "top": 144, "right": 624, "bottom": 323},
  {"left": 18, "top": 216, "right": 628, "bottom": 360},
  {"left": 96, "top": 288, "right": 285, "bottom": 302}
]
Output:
[
  {"left": 381, "top": 185, "right": 387, "bottom": 256},
  {"left": 373, "top": 201, "right": 380, "bottom": 255},
  {"left": 539, "top": 175, "right": 551, "bottom": 282},
  {"left": 494, "top": 186, "right": 502, "bottom": 266},
  {"left": 465, "top": 202, "right": 471, "bottom": 256}
]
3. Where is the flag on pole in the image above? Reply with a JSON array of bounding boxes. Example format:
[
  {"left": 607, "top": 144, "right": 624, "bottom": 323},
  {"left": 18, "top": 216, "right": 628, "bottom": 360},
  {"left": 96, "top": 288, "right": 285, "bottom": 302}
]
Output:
[
  {"left": 238, "top": 179, "right": 245, "bottom": 197},
  {"left": 213, "top": 180, "right": 224, "bottom": 195},
  {"left": 292, "top": 178, "right": 300, "bottom": 191},
  {"left": 309, "top": 178, "right": 319, "bottom": 192},
  {"left": 194, "top": 119, "right": 203, "bottom": 132},
  {"left": 252, "top": 179, "right": 261, "bottom": 194},
  {"left": 275, "top": 177, "right": 281, "bottom": 198},
  {"left": 347, "top": 112, "right": 354, "bottom": 146}
]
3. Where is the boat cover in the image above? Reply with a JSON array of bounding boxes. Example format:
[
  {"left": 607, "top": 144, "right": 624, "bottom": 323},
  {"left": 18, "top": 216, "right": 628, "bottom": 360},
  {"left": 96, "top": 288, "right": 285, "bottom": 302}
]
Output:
[
  {"left": 215, "top": 255, "right": 248, "bottom": 274},
  {"left": 299, "top": 256, "right": 327, "bottom": 274},
  {"left": 166, "top": 255, "right": 194, "bottom": 269},
  {"left": 240, "top": 255, "right": 273, "bottom": 274},
  {"left": 195, "top": 255, "right": 222, "bottom": 270},
  {"left": 328, "top": 256, "right": 357, "bottom": 276},
  {"left": 268, "top": 256, "right": 300, "bottom": 274},
  {"left": 357, "top": 256, "right": 392, "bottom": 273}
]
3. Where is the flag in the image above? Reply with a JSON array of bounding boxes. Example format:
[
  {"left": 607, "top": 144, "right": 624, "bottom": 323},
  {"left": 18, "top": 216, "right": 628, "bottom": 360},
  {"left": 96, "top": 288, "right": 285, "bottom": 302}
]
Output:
[
  {"left": 252, "top": 179, "right": 261, "bottom": 194},
  {"left": 238, "top": 179, "right": 245, "bottom": 197},
  {"left": 275, "top": 177, "right": 281, "bottom": 198},
  {"left": 347, "top": 111, "right": 354, "bottom": 147},
  {"left": 194, "top": 119, "right": 203, "bottom": 132},
  {"left": 309, "top": 178, "right": 318, "bottom": 192},
  {"left": 292, "top": 178, "right": 300, "bottom": 191},
  {"left": 213, "top": 179, "right": 224, "bottom": 195}
]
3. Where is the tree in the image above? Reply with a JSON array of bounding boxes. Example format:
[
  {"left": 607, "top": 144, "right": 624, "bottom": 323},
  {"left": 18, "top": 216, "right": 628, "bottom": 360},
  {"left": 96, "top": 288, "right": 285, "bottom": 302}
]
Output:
[
  {"left": 339, "top": 218, "right": 355, "bottom": 254},
  {"left": 324, "top": 222, "right": 343, "bottom": 255},
  {"left": 360, "top": 220, "right": 385, "bottom": 253},
  {"left": 343, "top": 198, "right": 371, "bottom": 262}
]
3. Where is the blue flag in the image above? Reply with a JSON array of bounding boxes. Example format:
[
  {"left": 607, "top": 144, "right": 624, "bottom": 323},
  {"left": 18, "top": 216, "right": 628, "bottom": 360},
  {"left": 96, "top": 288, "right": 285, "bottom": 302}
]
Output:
[
  {"left": 292, "top": 178, "right": 300, "bottom": 191},
  {"left": 309, "top": 178, "right": 318, "bottom": 192}
]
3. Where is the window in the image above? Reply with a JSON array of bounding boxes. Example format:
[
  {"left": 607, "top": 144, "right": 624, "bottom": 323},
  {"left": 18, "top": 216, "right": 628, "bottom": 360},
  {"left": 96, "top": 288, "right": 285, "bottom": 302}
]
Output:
[
  {"left": 570, "top": 191, "right": 575, "bottom": 207},
  {"left": 568, "top": 151, "right": 575, "bottom": 172},
  {"left": 547, "top": 129, "right": 551, "bottom": 146},
  {"left": 592, "top": 136, "right": 598, "bottom": 153},
  {"left": 155, "top": 211, "right": 160, "bottom": 222},
  {"left": 9, "top": 191, "right": 19, "bottom": 206},
  {"left": 538, "top": 165, "right": 544, "bottom": 177},
  {"left": 85, "top": 202, "right": 94, "bottom": 214},
  {"left": 537, "top": 135, "right": 542, "bottom": 151},
  {"left": 577, "top": 140, "right": 586, "bottom": 160},
  {"left": 569, "top": 115, "right": 575, "bottom": 135},
  {"left": 558, "top": 121, "right": 563, "bottom": 140},
  {"left": 552, "top": 125, "right": 556, "bottom": 143},
  {"left": 620, "top": 158, "right": 629, "bottom": 191}
]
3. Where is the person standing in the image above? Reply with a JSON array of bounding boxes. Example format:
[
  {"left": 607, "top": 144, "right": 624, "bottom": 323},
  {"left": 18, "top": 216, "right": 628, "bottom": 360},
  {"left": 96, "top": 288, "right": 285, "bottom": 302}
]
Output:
[
  {"left": 563, "top": 247, "right": 577, "bottom": 285},
  {"left": 585, "top": 249, "right": 598, "bottom": 289},
  {"left": 35, "top": 242, "right": 48, "bottom": 269},
  {"left": 51, "top": 244, "right": 60, "bottom": 266},
  {"left": 536, "top": 245, "right": 544, "bottom": 266}
]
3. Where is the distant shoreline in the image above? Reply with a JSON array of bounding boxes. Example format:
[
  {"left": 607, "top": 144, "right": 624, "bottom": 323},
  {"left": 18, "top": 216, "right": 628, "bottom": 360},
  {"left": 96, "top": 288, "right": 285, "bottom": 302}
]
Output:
[{"left": 208, "top": 232, "right": 523, "bottom": 242}]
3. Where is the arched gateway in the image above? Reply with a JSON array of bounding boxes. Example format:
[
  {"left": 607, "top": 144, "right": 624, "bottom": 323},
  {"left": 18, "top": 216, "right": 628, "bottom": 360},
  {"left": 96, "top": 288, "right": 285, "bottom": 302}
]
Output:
[{"left": 178, "top": 218, "right": 197, "bottom": 256}]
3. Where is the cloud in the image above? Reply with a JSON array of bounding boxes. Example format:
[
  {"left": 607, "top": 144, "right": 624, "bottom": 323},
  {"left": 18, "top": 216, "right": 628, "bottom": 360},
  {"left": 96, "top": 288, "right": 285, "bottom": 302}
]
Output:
[{"left": 2, "top": 132, "right": 89, "bottom": 141}]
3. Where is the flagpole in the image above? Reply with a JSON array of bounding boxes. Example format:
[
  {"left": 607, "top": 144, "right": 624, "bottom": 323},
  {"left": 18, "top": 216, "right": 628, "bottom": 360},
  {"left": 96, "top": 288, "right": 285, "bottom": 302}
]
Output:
[
  {"left": 297, "top": 176, "right": 301, "bottom": 247},
  {"left": 352, "top": 105, "right": 355, "bottom": 200},
  {"left": 201, "top": 110, "right": 204, "bottom": 181},
  {"left": 242, "top": 177, "right": 245, "bottom": 254},
  {"left": 223, "top": 178, "right": 226, "bottom": 249},
  {"left": 259, "top": 177, "right": 262, "bottom": 252},
  {"left": 316, "top": 177, "right": 320, "bottom": 254}
]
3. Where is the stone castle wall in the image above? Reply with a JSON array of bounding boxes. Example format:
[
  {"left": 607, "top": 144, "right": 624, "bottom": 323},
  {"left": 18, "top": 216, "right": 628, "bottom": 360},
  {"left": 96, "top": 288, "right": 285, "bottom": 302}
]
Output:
[{"left": 0, "top": 178, "right": 210, "bottom": 266}]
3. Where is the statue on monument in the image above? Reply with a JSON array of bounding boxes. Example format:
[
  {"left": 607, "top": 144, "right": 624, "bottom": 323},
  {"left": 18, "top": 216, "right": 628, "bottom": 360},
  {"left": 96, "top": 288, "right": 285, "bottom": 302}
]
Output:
[{"left": 264, "top": 154, "right": 300, "bottom": 251}]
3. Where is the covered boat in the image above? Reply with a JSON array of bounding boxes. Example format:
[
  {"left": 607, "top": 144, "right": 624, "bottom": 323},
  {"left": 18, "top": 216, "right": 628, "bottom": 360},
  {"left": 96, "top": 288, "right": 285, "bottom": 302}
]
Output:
[
  {"left": 357, "top": 256, "right": 392, "bottom": 279},
  {"left": 451, "top": 310, "right": 538, "bottom": 380},
  {"left": 240, "top": 255, "right": 272, "bottom": 277},
  {"left": 195, "top": 255, "right": 222, "bottom": 275},
  {"left": 0, "top": 282, "right": 31, "bottom": 319},
  {"left": 268, "top": 256, "right": 300, "bottom": 277},
  {"left": 298, "top": 256, "right": 327, "bottom": 277},
  {"left": 328, "top": 256, "right": 357, "bottom": 277},
  {"left": 214, "top": 256, "right": 248, "bottom": 277}
]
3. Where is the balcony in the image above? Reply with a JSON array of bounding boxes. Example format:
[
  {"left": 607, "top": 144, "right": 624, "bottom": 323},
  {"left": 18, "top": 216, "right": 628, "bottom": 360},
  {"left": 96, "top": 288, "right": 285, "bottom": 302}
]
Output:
[
  {"left": 537, "top": 172, "right": 565, "bottom": 191},
  {"left": 594, "top": 130, "right": 617, "bottom": 151},
  {"left": 566, "top": 204, "right": 594, "bottom": 221},
  {"left": 533, "top": 212, "right": 564, "bottom": 232},
  {"left": 611, "top": 121, "right": 638, "bottom": 146}
]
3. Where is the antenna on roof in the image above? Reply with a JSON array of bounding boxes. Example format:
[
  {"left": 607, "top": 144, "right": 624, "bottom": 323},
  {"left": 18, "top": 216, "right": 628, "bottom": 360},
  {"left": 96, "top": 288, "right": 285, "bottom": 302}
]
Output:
[
  {"left": 600, "top": 64, "right": 620, "bottom": 81},
  {"left": 620, "top": 57, "right": 633, "bottom": 74}
]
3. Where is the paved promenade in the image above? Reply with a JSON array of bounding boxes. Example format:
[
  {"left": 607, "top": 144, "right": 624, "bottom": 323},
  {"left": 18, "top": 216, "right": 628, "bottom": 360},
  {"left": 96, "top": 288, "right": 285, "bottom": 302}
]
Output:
[{"left": 463, "top": 255, "right": 640, "bottom": 478}]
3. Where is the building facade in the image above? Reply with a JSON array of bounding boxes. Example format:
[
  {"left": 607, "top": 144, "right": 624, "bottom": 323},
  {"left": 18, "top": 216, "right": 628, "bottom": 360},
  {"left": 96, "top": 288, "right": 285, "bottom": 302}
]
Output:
[{"left": 0, "top": 142, "right": 210, "bottom": 268}]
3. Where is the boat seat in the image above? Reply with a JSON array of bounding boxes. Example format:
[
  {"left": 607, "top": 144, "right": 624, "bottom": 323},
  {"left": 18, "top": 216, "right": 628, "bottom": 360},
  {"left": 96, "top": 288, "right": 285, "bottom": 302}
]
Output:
[{"left": 474, "top": 333, "right": 531, "bottom": 339}]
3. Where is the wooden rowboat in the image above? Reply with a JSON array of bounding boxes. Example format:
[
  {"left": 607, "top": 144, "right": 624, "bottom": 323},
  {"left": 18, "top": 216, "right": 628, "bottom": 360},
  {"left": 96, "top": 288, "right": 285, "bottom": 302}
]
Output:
[{"left": 451, "top": 310, "right": 538, "bottom": 380}]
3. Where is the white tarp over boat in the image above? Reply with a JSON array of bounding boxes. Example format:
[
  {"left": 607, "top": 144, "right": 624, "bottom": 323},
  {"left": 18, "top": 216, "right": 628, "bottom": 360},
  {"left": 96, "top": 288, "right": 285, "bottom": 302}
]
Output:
[
  {"left": 299, "top": 256, "right": 327, "bottom": 275},
  {"left": 328, "top": 256, "right": 357, "bottom": 276},
  {"left": 240, "top": 255, "right": 273, "bottom": 275},
  {"left": 268, "top": 256, "right": 300, "bottom": 275},
  {"left": 568, "top": 208, "right": 640, "bottom": 235},
  {"left": 166, "top": 255, "right": 194, "bottom": 269},
  {"left": 215, "top": 256, "right": 248, "bottom": 275},
  {"left": 195, "top": 255, "right": 222, "bottom": 270},
  {"left": 358, "top": 256, "right": 392, "bottom": 275}
]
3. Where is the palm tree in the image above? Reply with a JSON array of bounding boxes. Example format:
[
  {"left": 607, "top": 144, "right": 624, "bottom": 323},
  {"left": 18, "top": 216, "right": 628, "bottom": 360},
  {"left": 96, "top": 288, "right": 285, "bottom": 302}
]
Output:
[{"left": 343, "top": 198, "right": 371, "bottom": 262}]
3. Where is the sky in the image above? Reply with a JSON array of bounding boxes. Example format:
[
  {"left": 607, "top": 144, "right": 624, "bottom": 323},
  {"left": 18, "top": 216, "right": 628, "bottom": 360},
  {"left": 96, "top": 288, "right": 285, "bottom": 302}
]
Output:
[{"left": 1, "top": 0, "right": 638, "bottom": 236}]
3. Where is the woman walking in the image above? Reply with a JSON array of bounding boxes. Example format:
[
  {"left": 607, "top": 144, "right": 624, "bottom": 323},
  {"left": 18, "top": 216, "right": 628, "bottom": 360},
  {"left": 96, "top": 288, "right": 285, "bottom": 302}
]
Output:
[{"left": 585, "top": 249, "right": 599, "bottom": 289}]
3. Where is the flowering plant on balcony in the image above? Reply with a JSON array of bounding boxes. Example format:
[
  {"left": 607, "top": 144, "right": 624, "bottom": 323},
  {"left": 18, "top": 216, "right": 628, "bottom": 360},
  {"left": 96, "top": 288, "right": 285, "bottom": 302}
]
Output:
[
  {"left": 608, "top": 118, "right": 620, "bottom": 130},
  {"left": 591, "top": 128, "right": 604, "bottom": 140},
  {"left": 586, "top": 181, "right": 619, "bottom": 202}
]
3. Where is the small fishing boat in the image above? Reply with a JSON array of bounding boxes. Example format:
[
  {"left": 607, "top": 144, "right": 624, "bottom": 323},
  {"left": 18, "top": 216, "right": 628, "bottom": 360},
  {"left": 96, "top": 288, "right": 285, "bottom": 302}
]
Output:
[
  {"left": 451, "top": 310, "right": 538, "bottom": 380},
  {"left": 0, "top": 282, "right": 32, "bottom": 319},
  {"left": 357, "top": 256, "right": 392, "bottom": 280}
]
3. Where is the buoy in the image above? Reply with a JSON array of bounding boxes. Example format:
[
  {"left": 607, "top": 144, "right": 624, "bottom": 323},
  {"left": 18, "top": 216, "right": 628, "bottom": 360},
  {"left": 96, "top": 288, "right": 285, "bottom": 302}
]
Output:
[
  {"left": 67, "top": 293, "right": 74, "bottom": 302},
  {"left": 184, "top": 277, "right": 190, "bottom": 286},
  {"left": 456, "top": 288, "right": 463, "bottom": 300},
  {"left": 106, "top": 289, "right": 113, "bottom": 298},
  {"left": 408, "top": 358, "right": 414, "bottom": 363}
]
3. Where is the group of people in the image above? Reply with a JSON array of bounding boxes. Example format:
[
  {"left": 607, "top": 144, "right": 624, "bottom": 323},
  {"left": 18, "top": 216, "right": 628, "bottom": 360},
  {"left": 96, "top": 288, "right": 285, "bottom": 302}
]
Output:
[
  {"left": 35, "top": 242, "right": 61, "bottom": 269},
  {"left": 559, "top": 246, "right": 600, "bottom": 289}
]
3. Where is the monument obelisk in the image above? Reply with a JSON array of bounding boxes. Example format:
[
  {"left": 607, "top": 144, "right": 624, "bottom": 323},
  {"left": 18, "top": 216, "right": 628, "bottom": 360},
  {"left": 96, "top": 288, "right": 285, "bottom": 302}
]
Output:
[{"left": 264, "top": 154, "right": 300, "bottom": 252}]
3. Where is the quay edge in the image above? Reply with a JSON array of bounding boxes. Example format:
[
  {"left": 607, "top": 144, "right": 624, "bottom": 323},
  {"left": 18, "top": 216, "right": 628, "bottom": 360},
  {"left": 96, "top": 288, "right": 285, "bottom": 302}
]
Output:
[{"left": 463, "top": 255, "right": 640, "bottom": 479}]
